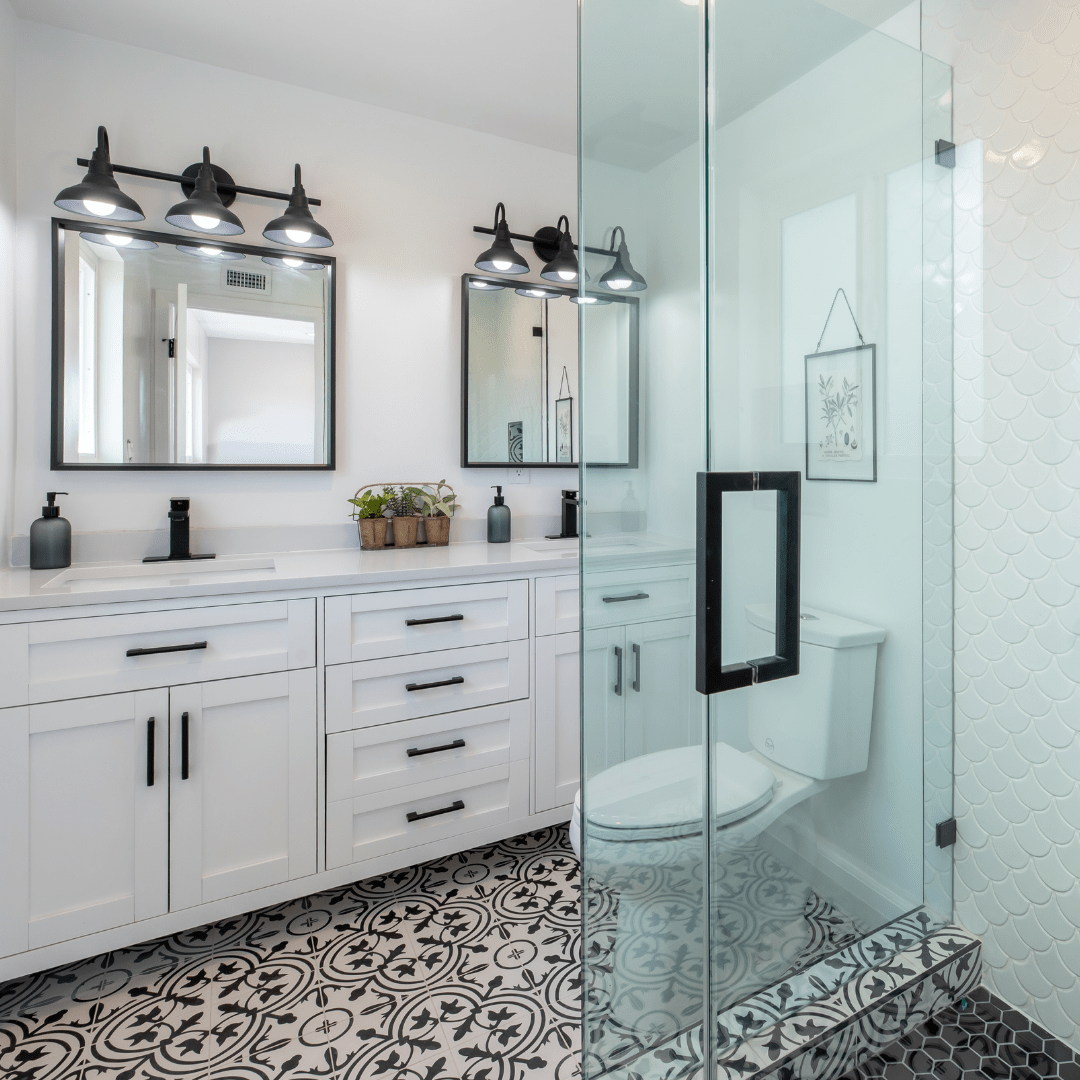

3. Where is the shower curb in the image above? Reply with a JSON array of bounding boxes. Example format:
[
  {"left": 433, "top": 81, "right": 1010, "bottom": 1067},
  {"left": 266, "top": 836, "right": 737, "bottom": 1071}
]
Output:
[{"left": 727, "top": 925, "right": 982, "bottom": 1079}]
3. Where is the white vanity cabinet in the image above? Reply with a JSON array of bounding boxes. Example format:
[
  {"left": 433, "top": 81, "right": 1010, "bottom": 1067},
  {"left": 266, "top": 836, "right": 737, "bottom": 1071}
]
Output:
[{"left": 534, "top": 631, "right": 580, "bottom": 812}]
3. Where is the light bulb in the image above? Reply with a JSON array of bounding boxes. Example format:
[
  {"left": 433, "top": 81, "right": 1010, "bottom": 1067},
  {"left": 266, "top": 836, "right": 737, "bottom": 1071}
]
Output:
[
  {"left": 199, "top": 246, "right": 224, "bottom": 257},
  {"left": 557, "top": 269, "right": 577, "bottom": 281},
  {"left": 285, "top": 227, "right": 312, "bottom": 244},
  {"left": 576, "top": 296, "right": 597, "bottom": 304},
  {"left": 283, "top": 256, "right": 304, "bottom": 268},
  {"left": 191, "top": 213, "right": 220, "bottom": 230},
  {"left": 83, "top": 199, "right": 116, "bottom": 217},
  {"left": 606, "top": 278, "right": 632, "bottom": 290},
  {"left": 492, "top": 259, "right": 512, "bottom": 271},
  {"left": 106, "top": 233, "right": 133, "bottom": 246}
]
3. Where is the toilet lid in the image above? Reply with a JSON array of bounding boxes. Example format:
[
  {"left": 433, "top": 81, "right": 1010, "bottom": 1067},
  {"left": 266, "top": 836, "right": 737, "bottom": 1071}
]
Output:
[{"left": 586, "top": 743, "right": 775, "bottom": 835}]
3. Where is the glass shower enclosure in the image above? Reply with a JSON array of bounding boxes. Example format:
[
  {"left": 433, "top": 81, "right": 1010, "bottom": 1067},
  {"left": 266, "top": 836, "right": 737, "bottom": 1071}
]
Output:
[{"left": 577, "top": 2, "right": 953, "bottom": 1077}]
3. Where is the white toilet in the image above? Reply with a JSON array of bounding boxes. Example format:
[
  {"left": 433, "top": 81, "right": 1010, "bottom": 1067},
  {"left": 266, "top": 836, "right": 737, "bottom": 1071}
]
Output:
[{"left": 570, "top": 604, "right": 886, "bottom": 857}]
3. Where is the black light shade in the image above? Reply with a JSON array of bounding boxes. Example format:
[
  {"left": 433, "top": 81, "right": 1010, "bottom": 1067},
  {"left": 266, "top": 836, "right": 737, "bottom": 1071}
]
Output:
[
  {"left": 166, "top": 147, "right": 244, "bottom": 235},
  {"left": 176, "top": 244, "right": 245, "bottom": 261},
  {"left": 570, "top": 293, "right": 612, "bottom": 306},
  {"left": 54, "top": 127, "right": 145, "bottom": 221},
  {"left": 262, "top": 254, "right": 325, "bottom": 271},
  {"left": 540, "top": 215, "right": 588, "bottom": 283},
  {"left": 262, "top": 165, "right": 333, "bottom": 248},
  {"left": 475, "top": 203, "right": 529, "bottom": 275},
  {"left": 515, "top": 285, "right": 561, "bottom": 299},
  {"left": 598, "top": 226, "right": 647, "bottom": 292},
  {"left": 82, "top": 231, "right": 157, "bottom": 251}
]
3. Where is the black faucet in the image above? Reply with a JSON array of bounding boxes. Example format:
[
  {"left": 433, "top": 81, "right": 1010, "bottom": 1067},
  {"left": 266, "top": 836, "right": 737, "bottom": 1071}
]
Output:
[
  {"left": 547, "top": 490, "right": 579, "bottom": 540},
  {"left": 143, "top": 498, "right": 216, "bottom": 562}
]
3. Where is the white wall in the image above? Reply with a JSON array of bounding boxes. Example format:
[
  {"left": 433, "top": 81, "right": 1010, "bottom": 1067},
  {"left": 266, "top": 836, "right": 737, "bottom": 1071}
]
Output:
[
  {"left": 0, "top": 0, "right": 15, "bottom": 567},
  {"left": 12, "top": 21, "right": 576, "bottom": 553},
  {"left": 925, "top": 0, "right": 1080, "bottom": 1049}
]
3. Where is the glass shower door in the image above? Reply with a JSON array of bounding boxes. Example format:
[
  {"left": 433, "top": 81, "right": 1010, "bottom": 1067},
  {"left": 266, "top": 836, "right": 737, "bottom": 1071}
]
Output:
[{"left": 578, "top": 2, "right": 952, "bottom": 1078}]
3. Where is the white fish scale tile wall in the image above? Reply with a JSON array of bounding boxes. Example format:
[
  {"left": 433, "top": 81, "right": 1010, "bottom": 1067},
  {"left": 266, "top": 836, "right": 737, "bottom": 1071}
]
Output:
[{"left": 925, "top": 0, "right": 1080, "bottom": 1049}]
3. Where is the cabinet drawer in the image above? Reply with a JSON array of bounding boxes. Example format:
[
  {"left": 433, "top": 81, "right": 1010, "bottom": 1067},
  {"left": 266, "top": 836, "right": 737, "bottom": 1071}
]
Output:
[
  {"left": 536, "top": 575, "right": 579, "bottom": 636},
  {"left": 326, "top": 759, "right": 529, "bottom": 869},
  {"left": 582, "top": 564, "right": 693, "bottom": 627},
  {"left": 327, "top": 700, "right": 529, "bottom": 802},
  {"left": 324, "top": 580, "right": 528, "bottom": 665},
  {"left": 325, "top": 640, "right": 528, "bottom": 733},
  {"left": 28, "top": 599, "right": 316, "bottom": 703},
  {"left": 0, "top": 625, "right": 29, "bottom": 707}
]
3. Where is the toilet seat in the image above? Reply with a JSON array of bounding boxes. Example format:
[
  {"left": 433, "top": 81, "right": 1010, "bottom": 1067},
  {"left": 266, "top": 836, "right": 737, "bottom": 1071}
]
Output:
[{"left": 584, "top": 743, "right": 776, "bottom": 842}]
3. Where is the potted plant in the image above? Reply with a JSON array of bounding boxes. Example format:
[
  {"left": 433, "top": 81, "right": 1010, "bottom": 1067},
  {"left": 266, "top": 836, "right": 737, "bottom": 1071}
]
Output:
[
  {"left": 348, "top": 487, "right": 392, "bottom": 549},
  {"left": 415, "top": 481, "right": 458, "bottom": 546},
  {"left": 386, "top": 486, "right": 421, "bottom": 548}
]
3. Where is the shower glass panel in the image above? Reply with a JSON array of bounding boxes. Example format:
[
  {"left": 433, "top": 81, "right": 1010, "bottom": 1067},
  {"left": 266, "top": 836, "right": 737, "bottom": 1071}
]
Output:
[{"left": 578, "top": 1, "right": 953, "bottom": 1077}]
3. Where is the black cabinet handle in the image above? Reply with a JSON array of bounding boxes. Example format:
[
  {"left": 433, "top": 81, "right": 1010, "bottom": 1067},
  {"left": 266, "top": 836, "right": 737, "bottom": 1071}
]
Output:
[
  {"left": 181, "top": 711, "right": 190, "bottom": 780},
  {"left": 696, "top": 471, "right": 800, "bottom": 695},
  {"left": 407, "top": 799, "right": 465, "bottom": 823},
  {"left": 146, "top": 718, "right": 155, "bottom": 787},
  {"left": 127, "top": 641, "right": 207, "bottom": 658},
  {"left": 632, "top": 643, "right": 641, "bottom": 692},
  {"left": 407, "top": 738, "right": 466, "bottom": 757},
  {"left": 405, "top": 675, "right": 465, "bottom": 692},
  {"left": 614, "top": 645, "right": 623, "bottom": 697},
  {"left": 405, "top": 614, "right": 465, "bottom": 626},
  {"left": 601, "top": 592, "right": 650, "bottom": 604}
]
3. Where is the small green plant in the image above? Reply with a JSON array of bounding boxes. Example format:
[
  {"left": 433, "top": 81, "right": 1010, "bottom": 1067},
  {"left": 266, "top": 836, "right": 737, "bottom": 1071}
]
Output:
[
  {"left": 385, "top": 486, "right": 419, "bottom": 517},
  {"left": 414, "top": 480, "right": 458, "bottom": 519},
  {"left": 347, "top": 487, "right": 392, "bottom": 520}
]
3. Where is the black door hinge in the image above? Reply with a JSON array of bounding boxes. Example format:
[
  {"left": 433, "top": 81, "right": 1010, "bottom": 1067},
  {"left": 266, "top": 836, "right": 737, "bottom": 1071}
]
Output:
[
  {"left": 935, "top": 139, "right": 956, "bottom": 169},
  {"left": 936, "top": 818, "right": 957, "bottom": 848}
]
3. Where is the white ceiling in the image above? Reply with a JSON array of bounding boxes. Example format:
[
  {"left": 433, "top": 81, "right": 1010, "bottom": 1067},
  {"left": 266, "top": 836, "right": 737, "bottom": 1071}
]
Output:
[{"left": 10, "top": 0, "right": 579, "bottom": 156}]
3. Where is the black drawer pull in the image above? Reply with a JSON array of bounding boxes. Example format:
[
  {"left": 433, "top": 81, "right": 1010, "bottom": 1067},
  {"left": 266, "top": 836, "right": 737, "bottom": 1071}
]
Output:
[
  {"left": 127, "top": 641, "right": 208, "bottom": 658},
  {"left": 407, "top": 799, "right": 464, "bottom": 823},
  {"left": 405, "top": 675, "right": 465, "bottom": 692},
  {"left": 407, "top": 738, "right": 465, "bottom": 758},
  {"left": 405, "top": 614, "right": 465, "bottom": 626},
  {"left": 601, "top": 593, "right": 650, "bottom": 604},
  {"left": 181, "top": 711, "right": 190, "bottom": 780},
  {"left": 146, "top": 718, "right": 155, "bottom": 787}
]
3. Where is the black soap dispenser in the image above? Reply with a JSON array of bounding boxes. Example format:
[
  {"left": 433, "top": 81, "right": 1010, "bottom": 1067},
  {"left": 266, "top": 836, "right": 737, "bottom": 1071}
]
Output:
[
  {"left": 30, "top": 492, "right": 71, "bottom": 570},
  {"left": 487, "top": 486, "right": 511, "bottom": 543}
]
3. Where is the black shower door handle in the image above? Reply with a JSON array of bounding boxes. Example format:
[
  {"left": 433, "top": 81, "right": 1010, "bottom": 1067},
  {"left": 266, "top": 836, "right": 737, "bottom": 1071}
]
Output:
[{"left": 695, "top": 471, "right": 800, "bottom": 695}]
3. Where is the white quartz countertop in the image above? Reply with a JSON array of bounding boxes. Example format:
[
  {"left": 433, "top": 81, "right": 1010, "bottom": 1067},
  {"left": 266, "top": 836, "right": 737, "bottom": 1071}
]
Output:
[{"left": 0, "top": 535, "right": 693, "bottom": 613}]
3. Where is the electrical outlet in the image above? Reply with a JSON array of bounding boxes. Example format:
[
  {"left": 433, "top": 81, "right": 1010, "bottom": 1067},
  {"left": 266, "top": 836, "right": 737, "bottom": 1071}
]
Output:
[{"left": 507, "top": 468, "right": 530, "bottom": 484}]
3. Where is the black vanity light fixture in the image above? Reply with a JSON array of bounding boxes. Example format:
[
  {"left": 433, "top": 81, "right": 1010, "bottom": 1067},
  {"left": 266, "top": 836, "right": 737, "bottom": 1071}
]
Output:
[
  {"left": 598, "top": 225, "right": 647, "bottom": 292},
  {"left": 166, "top": 147, "right": 244, "bottom": 235},
  {"left": 468, "top": 278, "right": 505, "bottom": 290},
  {"left": 473, "top": 206, "right": 647, "bottom": 294},
  {"left": 570, "top": 293, "right": 612, "bottom": 306},
  {"left": 54, "top": 127, "right": 145, "bottom": 221},
  {"left": 262, "top": 165, "right": 333, "bottom": 248},
  {"left": 515, "top": 285, "right": 563, "bottom": 298},
  {"left": 475, "top": 203, "right": 530, "bottom": 275},
  {"left": 540, "top": 215, "right": 588, "bottom": 283},
  {"left": 177, "top": 243, "right": 245, "bottom": 261},
  {"left": 55, "top": 126, "right": 331, "bottom": 250},
  {"left": 262, "top": 254, "right": 325, "bottom": 271}
]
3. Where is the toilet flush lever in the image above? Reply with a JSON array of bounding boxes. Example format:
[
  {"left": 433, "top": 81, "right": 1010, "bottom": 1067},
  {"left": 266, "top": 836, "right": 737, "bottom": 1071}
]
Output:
[{"left": 695, "top": 471, "right": 801, "bottom": 695}]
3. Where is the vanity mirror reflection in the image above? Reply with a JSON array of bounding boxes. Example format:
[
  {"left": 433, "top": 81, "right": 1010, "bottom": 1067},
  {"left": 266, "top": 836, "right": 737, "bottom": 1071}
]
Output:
[
  {"left": 461, "top": 273, "right": 638, "bottom": 468},
  {"left": 51, "top": 220, "right": 335, "bottom": 469}
]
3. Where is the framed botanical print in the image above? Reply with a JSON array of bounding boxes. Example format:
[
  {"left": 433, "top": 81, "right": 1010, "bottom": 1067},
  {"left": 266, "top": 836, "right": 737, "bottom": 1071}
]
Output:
[
  {"left": 805, "top": 344, "right": 876, "bottom": 482},
  {"left": 555, "top": 397, "right": 573, "bottom": 464}
]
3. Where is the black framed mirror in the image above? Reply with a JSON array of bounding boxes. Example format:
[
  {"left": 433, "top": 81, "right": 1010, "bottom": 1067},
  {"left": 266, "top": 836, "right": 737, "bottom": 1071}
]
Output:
[
  {"left": 51, "top": 218, "right": 335, "bottom": 470},
  {"left": 460, "top": 273, "right": 639, "bottom": 468}
]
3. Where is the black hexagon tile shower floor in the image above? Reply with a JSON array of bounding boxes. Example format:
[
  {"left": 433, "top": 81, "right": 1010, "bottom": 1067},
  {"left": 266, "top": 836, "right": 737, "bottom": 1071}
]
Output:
[
  {"left": 840, "top": 985, "right": 1080, "bottom": 1080},
  {"left": 0, "top": 825, "right": 868, "bottom": 1080}
]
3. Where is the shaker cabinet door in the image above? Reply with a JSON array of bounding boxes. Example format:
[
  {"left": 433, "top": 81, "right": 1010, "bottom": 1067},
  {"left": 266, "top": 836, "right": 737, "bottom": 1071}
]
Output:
[
  {"left": 4, "top": 690, "right": 169, "bottom": 953},
  {"left": 169, "top": 669, "right": 316, "bottom": 911},
  {"left": 534, "top": 632, "right": 580, "bottom": 813}
]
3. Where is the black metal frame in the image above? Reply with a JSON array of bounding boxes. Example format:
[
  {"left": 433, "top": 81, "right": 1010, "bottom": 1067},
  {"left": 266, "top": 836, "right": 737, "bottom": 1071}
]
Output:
[
  {"left": 804, "top": 344, "right": 877, "bottom": 483},
  {"left": 50, "top": 218, "right": 336, "bottom": 471},
  {"left": 460, "top": 273, "right": 639, "bottom": 469},
  {"left": 696, "top": 471, "right": 801, "bottom": 695}
]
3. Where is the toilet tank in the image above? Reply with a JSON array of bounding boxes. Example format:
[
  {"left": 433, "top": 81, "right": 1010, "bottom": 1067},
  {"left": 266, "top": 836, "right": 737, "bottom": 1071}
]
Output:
[{"left": 744, "top": 604, "right": 885, "bottom": 780}]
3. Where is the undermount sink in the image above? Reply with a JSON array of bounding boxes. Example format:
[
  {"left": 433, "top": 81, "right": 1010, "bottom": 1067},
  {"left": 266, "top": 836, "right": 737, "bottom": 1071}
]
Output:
[{"left": 41, "top": 557, "right": 278, "bottom": 592}]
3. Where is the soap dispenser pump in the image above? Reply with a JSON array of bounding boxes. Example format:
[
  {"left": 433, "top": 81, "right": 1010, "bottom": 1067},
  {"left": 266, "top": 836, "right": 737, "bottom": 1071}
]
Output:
[
  {"left": 487, "top": 486, "right": 511, "bottom": 544},
  {"left": 30, "top": 492, "right": 71, "bottom": 570}
]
